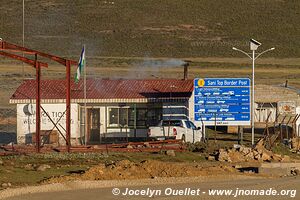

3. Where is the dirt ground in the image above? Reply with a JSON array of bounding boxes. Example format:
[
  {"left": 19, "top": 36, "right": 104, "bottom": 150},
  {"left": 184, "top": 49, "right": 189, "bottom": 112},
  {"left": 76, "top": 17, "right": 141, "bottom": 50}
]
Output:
[
  {"left": 44, "top": 159, "right": 240, "bottom": 184},
  {"left": 0, "top": 150, "right": 262, "bottom": 188}
]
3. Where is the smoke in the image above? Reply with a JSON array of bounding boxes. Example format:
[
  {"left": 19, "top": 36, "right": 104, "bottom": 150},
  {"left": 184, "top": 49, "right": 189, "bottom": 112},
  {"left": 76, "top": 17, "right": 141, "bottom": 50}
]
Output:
[
  {"left": 129, "top": 58, "right": 186, "bottom": 79},
  {"left": 137, "top": 58, "right": 186, "bottom": 68}
]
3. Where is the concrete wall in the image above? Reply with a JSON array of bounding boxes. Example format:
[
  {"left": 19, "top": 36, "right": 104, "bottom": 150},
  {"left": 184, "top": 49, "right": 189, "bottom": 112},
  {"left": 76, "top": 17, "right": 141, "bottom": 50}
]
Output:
[{"left": 17, "top": 103, "right": 79, "bottom": 144}]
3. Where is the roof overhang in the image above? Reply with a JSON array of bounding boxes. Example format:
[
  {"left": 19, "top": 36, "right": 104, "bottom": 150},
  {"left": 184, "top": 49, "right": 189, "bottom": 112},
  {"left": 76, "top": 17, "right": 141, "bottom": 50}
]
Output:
[{"left": 10, "top": 97, "right": 190, "bottom": 104}]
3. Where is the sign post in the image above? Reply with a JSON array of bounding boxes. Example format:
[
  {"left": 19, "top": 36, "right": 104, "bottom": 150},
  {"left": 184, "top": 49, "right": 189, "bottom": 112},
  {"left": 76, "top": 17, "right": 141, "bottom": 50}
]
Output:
[{"left": 194, "top": 78, "right": 251, "bottom": 127}]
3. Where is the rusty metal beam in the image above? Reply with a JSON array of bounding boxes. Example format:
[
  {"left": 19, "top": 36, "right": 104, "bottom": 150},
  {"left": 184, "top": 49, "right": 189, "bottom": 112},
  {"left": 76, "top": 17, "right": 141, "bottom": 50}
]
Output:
[
  {"left": 0, "top": 49, "right": 36, "bottom": 55},
  {"left": 0, "top": 41, "right": 77, "bottom": 66},
  {"left": 35, "top": 54, "right": 41, "bottom": 153},
  {"left": 0, "top": 51, "right": 48, "bottom": 68},
  {"left": 66, "top": 60, "right": 71, "bottom": 152},
  {"left": 0, "top": 49, "right": 47, "bottom": 153},
  {"left": 40, "top": 106, "right": 67, "bottom": 143},
  {"left": 0, "top": 40, "right": 77, "bottom": 153}
]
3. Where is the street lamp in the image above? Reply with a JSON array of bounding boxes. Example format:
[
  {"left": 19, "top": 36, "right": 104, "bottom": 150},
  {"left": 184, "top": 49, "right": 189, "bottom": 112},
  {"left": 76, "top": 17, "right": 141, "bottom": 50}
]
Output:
[{"left": 232, "top": 39, "right": 275, "bottom": 146}]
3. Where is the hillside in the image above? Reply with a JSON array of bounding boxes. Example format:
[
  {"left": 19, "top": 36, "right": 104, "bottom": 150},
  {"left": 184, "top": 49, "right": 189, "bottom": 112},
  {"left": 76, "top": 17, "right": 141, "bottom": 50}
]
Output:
[{"left": 0, "top": 0, "right": 300, "bottom": 59}]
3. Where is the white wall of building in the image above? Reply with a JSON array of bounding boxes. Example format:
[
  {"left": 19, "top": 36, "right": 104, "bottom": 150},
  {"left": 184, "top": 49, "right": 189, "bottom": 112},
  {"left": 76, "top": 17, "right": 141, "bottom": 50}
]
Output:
[
  {"left": 17, "top": 103, "right": 79, "bottom": 144},
  {"left": 189, "top": 91, "right": 196, "bottom": 122}
]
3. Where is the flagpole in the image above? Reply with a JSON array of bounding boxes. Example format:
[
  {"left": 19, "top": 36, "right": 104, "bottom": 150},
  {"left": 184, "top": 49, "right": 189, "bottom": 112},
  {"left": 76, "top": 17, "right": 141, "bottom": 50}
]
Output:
[{"left": 84, "top": 44, "right": 87, "bottom": 146}]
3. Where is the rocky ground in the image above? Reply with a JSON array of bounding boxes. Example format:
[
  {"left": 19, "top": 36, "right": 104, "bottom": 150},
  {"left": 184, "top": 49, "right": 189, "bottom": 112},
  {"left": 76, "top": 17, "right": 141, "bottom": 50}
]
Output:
[
  {"left": 211, "top": 139, "right": 292, "bottom": 163},
  {"left": 43, "top": 159, "right": 239, "bottom": 184}
]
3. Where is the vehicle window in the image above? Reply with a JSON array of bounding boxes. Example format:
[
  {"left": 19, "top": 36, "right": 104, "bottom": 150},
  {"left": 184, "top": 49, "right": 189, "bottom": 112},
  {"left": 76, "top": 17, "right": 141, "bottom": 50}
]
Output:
[
  {"left": 189, "top": 121, "right": 197, "bottom": 130},
  {"left": 185, "top": 121, "right": 191, "bottom": 129},
  {"left": 162, "top": 120, "right": 182, "bottom": 126}
]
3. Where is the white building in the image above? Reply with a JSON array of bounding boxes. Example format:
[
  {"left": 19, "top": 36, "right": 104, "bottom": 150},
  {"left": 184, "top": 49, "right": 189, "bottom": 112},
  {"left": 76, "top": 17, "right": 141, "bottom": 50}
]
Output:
[{"left": 10, "top": 79, "right": 193, "bottom": 144}]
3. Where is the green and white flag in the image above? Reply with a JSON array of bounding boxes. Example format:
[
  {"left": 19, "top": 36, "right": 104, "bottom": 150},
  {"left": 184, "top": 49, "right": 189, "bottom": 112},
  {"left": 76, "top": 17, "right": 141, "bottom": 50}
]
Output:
[{"left": 75, "top": 46, "right": 85, "bottom": 83}]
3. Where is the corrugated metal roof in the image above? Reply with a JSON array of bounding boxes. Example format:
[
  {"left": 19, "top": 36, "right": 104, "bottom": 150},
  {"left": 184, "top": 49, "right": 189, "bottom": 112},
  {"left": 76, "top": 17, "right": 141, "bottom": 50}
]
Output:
[{"left": 10, "top": 79, "right": 193, "bottom": 102}]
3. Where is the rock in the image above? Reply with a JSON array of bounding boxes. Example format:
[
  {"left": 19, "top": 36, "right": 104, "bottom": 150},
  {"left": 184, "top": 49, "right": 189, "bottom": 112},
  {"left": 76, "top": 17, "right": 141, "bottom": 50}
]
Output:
[
  {"left": 166, "top": 150, "right": 176, "bottom": 157},
  {"left": 253, "top": 150, "right": 261, "bottom": 160},
  {"left": 36, "top": 164, "right": 51, "bottom": 171},
  {"left": 292, "top": 169, "right": 300, "bottom": 176},
  {"left": 24, "top": 164, "right": 35, "bottom": 170},
  {"left": 272, "top": 154, "right": 282, "bottom": 162},
  {"left": 228, "top": 151, "right": 245, "bottom": 162},
  {"left": 0, "top": 160, "right": 3, "bottom": 165},
  {"left": 207, "top": 155, "right": 215, "bottom": 161},
  {"left": 255, "top": 139, "right": 265, "bottom": 150},
  {"left": 245, "top": 151, "right": 254, "bottom": 160},
  {"left": 233, "top": 144, "right": 241, "bottom": 149},
  {"left": 227, "top": 149, "right": 235, "bottom": 153},
  {"left": 144, "top": 142, "right": 151, "bottom": 148},
  {"left": 291, "top": 138, "right": 300, "bottom": 151},
  {"left": 254, "top": 153, "right": 261, "bottom": 160},
  {"left": 239, "top": 146, "right": 252, "bottom": 155},
  {"left": 7, "top": 183, "right": 11, "bottom": 187},
  {"left": 261, "top": 151, "right": 272, "bottom": 162},
  {"left": 126, "top": 145, "right": 133, "bottom": 149},
  {"left": 1, "top": 183, "right": 8, "bottom": 188},
  {"left": 256, "top": 148, "right": 263, "bottom": 155},
  {"left": 281, "top": 155, "right": 291, "bottom": 162},
  {"left": 218, "top": 149, "right": 231, "bottom": 162},
  {"left": 253, "top": 150, "right": 259, "bottom": 156},
  {"left": 234, "top": 164, "right": 242, "bottom": 169}
]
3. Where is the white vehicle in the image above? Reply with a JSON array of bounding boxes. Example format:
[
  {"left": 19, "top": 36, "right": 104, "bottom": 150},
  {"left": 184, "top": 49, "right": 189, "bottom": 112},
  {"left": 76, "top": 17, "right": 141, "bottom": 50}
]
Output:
[{"left": 148, "top": 120, "right": 203, "bottom": 143}]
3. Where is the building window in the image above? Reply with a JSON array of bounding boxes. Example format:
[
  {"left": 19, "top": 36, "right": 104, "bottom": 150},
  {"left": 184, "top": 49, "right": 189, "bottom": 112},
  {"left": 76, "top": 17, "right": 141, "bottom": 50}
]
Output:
[
  {"left": 108, "top": 107, "right": 162, "bottom": 128},
  {"left": 109, "top": 108, "right": 119, "bottom": 127},
  {"left": 108, "top": 107, "right": 129, "bottom": 127},
  {"left": 136, "top": 108, "right": 147, "bottom": 127},
  {"left": 147, "top": 108, "right": 162, "bottom": 126},
  {"left": 119, "top": 108, "right": 128, "bottom": 127},
  {"left": 128, "top": 108, "right": 135, "bottom": 127}
]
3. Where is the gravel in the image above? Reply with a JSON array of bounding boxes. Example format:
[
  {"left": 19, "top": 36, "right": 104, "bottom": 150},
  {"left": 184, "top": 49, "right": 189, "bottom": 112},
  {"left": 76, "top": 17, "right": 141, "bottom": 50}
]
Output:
[{"left": 0, "top": 175, "right": 260, "bottom": 199}]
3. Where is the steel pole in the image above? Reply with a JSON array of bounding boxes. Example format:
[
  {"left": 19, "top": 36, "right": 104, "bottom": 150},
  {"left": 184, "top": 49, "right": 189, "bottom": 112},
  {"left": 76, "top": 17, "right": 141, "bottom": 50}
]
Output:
[
  {"left": 35, "top": 54, "right": 41, "bottom": 153},
  {"left": 252, "top": 50, "right": 255, "bottom": 145},
  {"left": 66, "top": 60, "right": 71, "bottom": 152}
]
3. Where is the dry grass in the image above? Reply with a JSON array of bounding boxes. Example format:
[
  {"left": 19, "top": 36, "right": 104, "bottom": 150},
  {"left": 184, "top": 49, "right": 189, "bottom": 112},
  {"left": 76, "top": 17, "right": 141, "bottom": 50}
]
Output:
[
  {"left": 0, "top": 57, "right": 299, "bottom": 110},
  {"left": 1, "top": 0, "right": 300, "bottom": 58}
]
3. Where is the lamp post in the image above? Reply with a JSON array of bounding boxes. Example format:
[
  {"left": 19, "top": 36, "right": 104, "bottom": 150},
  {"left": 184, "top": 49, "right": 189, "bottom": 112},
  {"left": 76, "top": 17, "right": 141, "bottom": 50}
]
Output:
[{"left": 233, "top": 39, "right": 275, "bottom": 145}]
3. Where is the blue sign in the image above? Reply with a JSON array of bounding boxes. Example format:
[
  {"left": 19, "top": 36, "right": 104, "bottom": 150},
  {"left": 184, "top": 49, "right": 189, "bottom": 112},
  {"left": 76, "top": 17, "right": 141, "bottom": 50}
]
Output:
[
  {"left": 195, "top": 104, "right": 250, "bottom": 113},
  {"left": 195, "top": 96, "right": 250, "bottom": 104},
  {"left": 195, "top": 113, "right": 250, "bottom": 121},
  {"left": 194, "top": 78, "right": 251, "bottom": 126},
  {"left": 194, "top": 87, "right": 250, "bottom": 96}
]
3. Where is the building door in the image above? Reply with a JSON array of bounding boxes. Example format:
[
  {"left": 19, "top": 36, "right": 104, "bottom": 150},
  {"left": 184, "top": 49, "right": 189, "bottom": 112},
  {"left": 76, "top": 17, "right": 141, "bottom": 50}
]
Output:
[{"left": 87, "top": 108, "right": 100, "bottom": 143}]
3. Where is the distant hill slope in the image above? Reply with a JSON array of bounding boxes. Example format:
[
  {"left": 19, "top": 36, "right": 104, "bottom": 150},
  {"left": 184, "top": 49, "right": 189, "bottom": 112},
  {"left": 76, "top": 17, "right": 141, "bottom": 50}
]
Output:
[{"left": 0, "top": 0, "right": 300, "bottom": 58}]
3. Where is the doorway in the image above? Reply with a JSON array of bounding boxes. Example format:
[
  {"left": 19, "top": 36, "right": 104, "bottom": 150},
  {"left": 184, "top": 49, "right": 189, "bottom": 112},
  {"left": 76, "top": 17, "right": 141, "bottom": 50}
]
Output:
[{"left": 87, "top": 108, "right": 100, "bottom": 143}]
